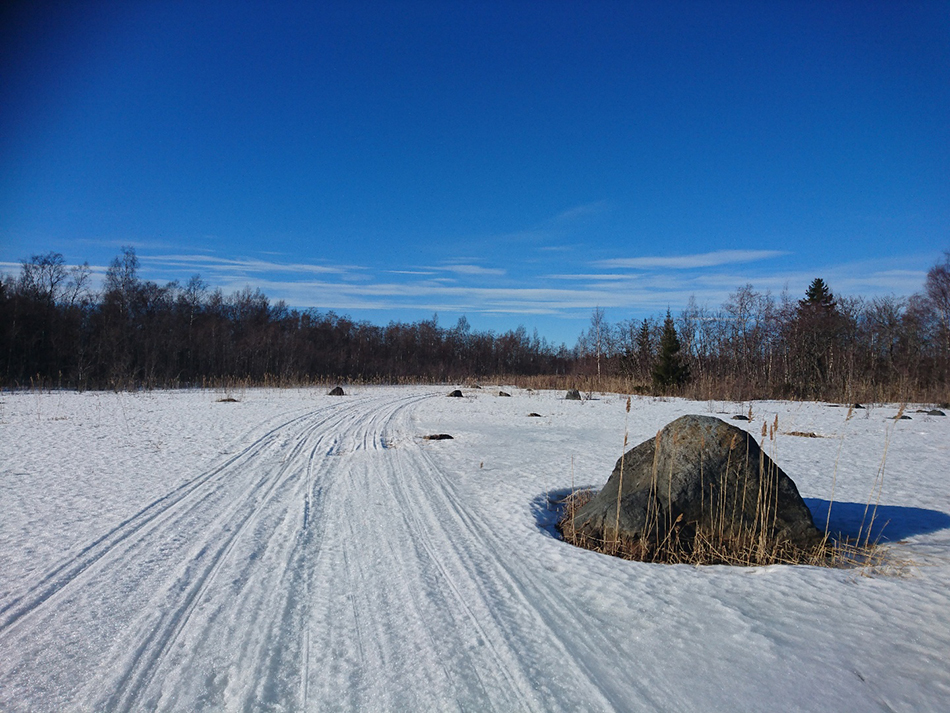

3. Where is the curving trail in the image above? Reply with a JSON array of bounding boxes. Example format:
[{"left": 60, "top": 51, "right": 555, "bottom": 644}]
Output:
[{"left": 0, "top": 390, "right": 620, "bottom": 712}]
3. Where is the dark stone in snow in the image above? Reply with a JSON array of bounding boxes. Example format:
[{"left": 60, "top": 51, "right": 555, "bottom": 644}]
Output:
[
  {"left": 731, "top": 415, "right": 750, "bottom": 421},
  {"left": 423, "top": 434, "right": 454, "bottom": 440},
  {"left": 928, "top": 409, "right": 946, "bottom": 416},
  {"left": 565, "top": 389, "right": 582, "bottom": 401},
  {"left": 528, "top": 412, "right": 542, "bottom": 418},
  {"left": 328, "top": 386, "right": 345, "bottom": 396},
  {"left": 498, "top": 391, "right": 511, "bottom": 397},
  {"left": 447, "top": 390, "right": 464, "bottom": 398},
  {"left": 571, "top": 415, "right": 822, "bottom": 550}
]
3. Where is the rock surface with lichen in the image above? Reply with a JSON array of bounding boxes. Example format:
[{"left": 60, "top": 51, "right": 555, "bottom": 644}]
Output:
[{"left": 571, "top": 415, "right": 821, "bottom": 551}]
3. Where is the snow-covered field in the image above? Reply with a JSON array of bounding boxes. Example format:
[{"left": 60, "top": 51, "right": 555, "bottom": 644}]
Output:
[{"left": 1, "top": 385, "right": 948, "bottom": 712}]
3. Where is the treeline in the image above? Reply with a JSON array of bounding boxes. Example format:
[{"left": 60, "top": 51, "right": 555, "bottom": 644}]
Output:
[
  {"left": 575, "top": 255, "right": 950, "bottom": 403},
  {"left": 4, "top": 247, "right": 949, "bottom": 402},
  {"left": 0, "top": 248, "right": 571, "bottom": 389}
]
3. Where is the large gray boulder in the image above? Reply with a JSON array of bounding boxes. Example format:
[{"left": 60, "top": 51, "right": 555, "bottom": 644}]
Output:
[{"left": 570, "top": 415, "right": 821, "bottom": 554}]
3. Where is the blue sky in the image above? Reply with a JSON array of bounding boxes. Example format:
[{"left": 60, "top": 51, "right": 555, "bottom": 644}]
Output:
[{"left": 1, "top": 1, "right": 948, "bottom": 345}]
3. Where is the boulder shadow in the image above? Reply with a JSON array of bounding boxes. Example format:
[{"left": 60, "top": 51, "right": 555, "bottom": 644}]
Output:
[
  {"left": 804, "top": 498, "right": 950, "bottom": 542},
  {"left": 532, "top": 487, "right": 597, "bottom": 540},
  {"left": 534, "top": 491, "right": 950, "bottom": 544}
]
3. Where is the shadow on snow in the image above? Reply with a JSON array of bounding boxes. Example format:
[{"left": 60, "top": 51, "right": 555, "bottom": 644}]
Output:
[
  {"left": 531, "top": 489, "right": 950, "bottom": 544},
  {"left": 531, "top": 487, "right": 596, "bottom": 540},
  {"left": 804, "top": 498, "right": 950, "bottom": 543}
]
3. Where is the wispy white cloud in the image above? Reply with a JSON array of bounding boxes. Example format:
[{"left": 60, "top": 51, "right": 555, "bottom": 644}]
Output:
[
  {"left": 439, "top": 264, "right": 507, "bottom": 277},
  {"left": 594, "top": 250, "right": 789, "bottom": 270},
  {"left": 476, "top": 201, "right": 610, "bottom": 248},
  {"left": 6, "top": 248, "right": 931, "bottom": 324},
  {"left": 551, "top": 200, "right": 610, "bottom": 224},
  {"left": 76, "top": 238, "right": 179, "bottom": 251},
  {"left": 8, "top": 244, "right": 926, "bottom": 348},
  {"left": 209, "top": 271, "right": 634, "bottom": 316},
  {"left": 145, "top": 254, "right": 356, "bottom": 276},
  {"left": 1, "top": 260, "right": 112, "bottom": 280},
  {"left": 546, "top": 273, "right": 632, "bottom": 281}
]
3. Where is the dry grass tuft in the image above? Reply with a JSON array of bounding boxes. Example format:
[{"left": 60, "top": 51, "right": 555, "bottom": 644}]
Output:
[
  {"left": 558, "top": 488, "right": 595, "bottom": 540},
  {"left": 784, "top": 431, "right": 824, "bottom": 438},
  {"left": 557, "top": 505, "right": 889, "bottom": 569},
  {"left": 557, "top": 406, "right": 892, "bottom": 570}
]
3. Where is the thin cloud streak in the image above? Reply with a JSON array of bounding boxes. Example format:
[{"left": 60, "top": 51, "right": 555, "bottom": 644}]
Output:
[
  {"left": 12, "top": 250, "right": 929, "bottom": 335},
  {"left": 551, "top": 200, "right": 610, "bottom": 224},
  {"left": 225, "top": 277, "right": 624, "bottom": 315},
  {"left": 439, "top": 264, "right": 507, "bottom": 277},
  {"left": 145, "top": 254, "right": 356, "bottom": 276},
  {"left": 595, "top": 250, "right": 789, "bottom": 270},
  {"left": 475, "top": 200, "right": 610, "bottom": 247},
  {"left": 546, "top": 273, "right": 632, "bottom": 281}
]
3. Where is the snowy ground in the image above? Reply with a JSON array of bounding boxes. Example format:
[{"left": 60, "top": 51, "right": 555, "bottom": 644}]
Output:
[{"left": 1, "top": 386, "right": 948, "bottom": 712}]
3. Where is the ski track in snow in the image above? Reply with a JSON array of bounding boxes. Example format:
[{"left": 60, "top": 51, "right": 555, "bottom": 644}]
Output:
[
  {"left": 1, "top": 387, "right": 949, "bottom": 712},
  {"left": 0, "top": 390, "right": 624, "bottom": 711}
]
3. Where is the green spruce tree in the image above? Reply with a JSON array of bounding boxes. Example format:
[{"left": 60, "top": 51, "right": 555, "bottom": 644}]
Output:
[
  {"left": 652, "top": 310, "right": 690, "bottom": 391},
  {"left": 787, "top": 278, "right": 845, "bottom": 397},
  {"left": 799, "top": 277, "right": 836, "bottom": 313}
]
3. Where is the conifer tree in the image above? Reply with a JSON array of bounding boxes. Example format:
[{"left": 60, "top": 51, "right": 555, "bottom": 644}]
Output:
[
  {"left": 652, "top": 311, "right": 690, "bottom": 390},
  {"left": 786, "top": 278, "right": 845, "bottom": 396},
  {"left": 635, "top": 318, "right": 654, "bottom": 380},
  {"left": 799, "top": 277, "right": 836, "bottom": 313}
]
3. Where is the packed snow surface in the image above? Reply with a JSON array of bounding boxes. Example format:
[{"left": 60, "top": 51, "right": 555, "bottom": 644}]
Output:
[{"left": 1, "top": 386, "right": 949, "bottom": 712}]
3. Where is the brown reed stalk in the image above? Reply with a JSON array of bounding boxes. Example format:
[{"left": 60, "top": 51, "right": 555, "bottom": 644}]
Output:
[
  {"left": 570, "top": 455, "right": 576, "bottom": 532},
  {"left": 644, "top": 429, "right": 663, "bottom": 553},
  {"left": 613, "top": 397, "right": 632, "bottom": 546},
  {"left": 557, "top": 397, "right": 890, "bottom": 570},
  {"left": 859, "top": 404, "right": 902, "bottom": 546}
]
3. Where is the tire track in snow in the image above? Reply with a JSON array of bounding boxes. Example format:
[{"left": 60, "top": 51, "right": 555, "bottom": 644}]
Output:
[
  {"left": 295, "top": 394, "right": 603, "bottom": 711},
  {"left": 383, "top": 451, "right": 541, "bottom": 709},
  {"left": 0, "top": 407, "right": 317, "bottom": 635},
  {"left": 0, "top": 393, "right": 412, "bottom": 712},
  {"left": 311, "top": 395, "right": 640, "bottom": 710},
  {"left": 98, "top": 392, "right": 433, "bottom": 712},
  {"left": 102, "top": 413, "right": 337, "bottom": 713},
  {"left": 405, "top": 443, "right": 661, "bottom": 710},
  {"left": 250, "top": 391, "right": 434, "bottom": 710},
  {"left": 3, "top": 388, "right": 630, "bottom": 712},
  {"left": 384, "top": 421, "right": 619, "bottom": 710},
  {"left": 403, "top": 410, "right": 676, "bottom": 710}
]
